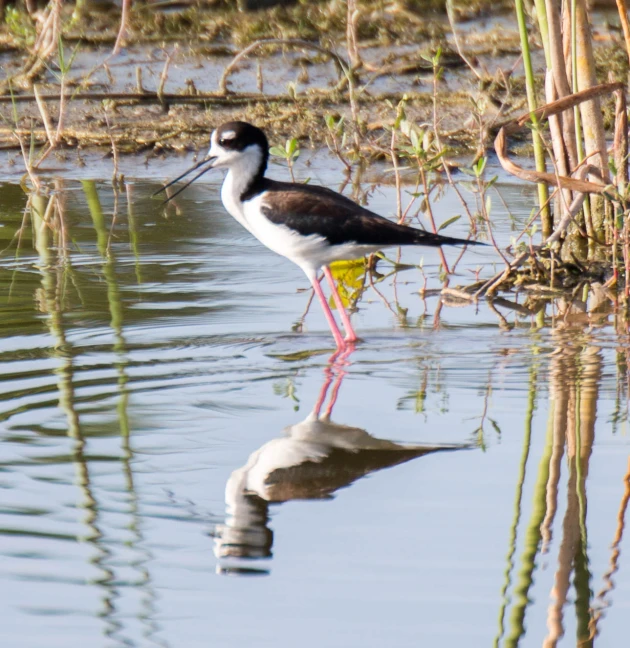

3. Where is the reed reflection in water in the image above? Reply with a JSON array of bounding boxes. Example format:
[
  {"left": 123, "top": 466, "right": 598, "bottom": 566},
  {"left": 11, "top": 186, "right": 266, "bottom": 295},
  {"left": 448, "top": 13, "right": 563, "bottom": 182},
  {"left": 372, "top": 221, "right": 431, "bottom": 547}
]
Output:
[
  {"left": 27, "top": 185, "right": 164, "bottom": 647},
  {"left": 0, "top": 179, "right": 629, "bottom": 647}
]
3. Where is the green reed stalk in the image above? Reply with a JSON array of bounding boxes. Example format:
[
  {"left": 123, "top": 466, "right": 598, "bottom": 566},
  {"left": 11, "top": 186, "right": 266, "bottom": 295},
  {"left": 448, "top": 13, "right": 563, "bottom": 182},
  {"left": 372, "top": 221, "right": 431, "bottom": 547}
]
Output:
[
  {"left": 532, "top": 0, "right": 552, "bottom": 67},
  {"left": 515, "top": 0, "right": 552, "bottom": 237}
]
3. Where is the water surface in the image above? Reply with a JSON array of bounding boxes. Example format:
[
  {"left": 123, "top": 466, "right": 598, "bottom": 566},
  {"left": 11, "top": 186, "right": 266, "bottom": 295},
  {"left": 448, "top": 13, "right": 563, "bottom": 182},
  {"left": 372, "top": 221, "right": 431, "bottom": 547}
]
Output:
[{"left": 0, "top": 159, "right": 629, "bottom": 647}]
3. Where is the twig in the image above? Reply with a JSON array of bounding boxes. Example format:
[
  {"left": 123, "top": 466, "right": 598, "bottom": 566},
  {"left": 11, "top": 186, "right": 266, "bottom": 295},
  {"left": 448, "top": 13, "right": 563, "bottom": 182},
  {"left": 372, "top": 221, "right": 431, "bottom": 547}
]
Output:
[
  {"left": 157, "top": 49, "right": 173, "bottom": 103},
  {"left": 112, "top": 0, "right": 132, "bottom": 56},
  {"left": 495, "top": 127, "right": 608, "bottom": 194},
  {"left": 445, "top": 0, "right": 483, "bottom": 81},
  {"left": 33, "top": 84, "right": 55, "bottom": 147},
  {"left": 218, "top": 39, "right": 350, "bottom": 95}
]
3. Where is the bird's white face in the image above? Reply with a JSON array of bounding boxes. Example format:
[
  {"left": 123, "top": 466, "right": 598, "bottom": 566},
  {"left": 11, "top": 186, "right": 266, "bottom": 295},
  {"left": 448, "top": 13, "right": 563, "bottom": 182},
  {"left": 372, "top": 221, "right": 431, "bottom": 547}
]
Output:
[
  {"left": 155, "top": 121, "right": 268, "bottom": 203},
  {"left": 207, "top": 128, "right": 262, "bottom": 172}
]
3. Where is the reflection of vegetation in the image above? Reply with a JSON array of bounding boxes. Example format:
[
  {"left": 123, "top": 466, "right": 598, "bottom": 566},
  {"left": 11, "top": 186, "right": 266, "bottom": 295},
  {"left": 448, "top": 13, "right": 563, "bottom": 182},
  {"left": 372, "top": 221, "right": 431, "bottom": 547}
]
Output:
[
  {"left": 497, "top": 340, "right": 604, "bottom": 648},
  {"left": 495, "top": 364, "right": 537, "bottom": 648},
  {"left": 23, "top": 186, "right": 166, "bottom": 647},
  {"left": 32, "top": 191, "right": 118, "bottom": 639}
]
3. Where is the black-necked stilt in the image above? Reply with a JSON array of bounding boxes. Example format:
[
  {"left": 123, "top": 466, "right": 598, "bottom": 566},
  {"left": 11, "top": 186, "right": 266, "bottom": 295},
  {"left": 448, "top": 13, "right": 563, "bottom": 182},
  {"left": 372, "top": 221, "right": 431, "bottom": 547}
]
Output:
[{"left": 157, "top": 121, "right": 482, "bottom": 349}]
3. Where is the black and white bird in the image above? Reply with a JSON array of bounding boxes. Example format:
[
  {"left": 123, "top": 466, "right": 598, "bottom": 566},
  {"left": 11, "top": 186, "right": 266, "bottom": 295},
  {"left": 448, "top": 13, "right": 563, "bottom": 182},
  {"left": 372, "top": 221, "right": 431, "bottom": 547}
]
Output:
[{"left": 158, "top": 121, "right": 482, "bottom": 349}]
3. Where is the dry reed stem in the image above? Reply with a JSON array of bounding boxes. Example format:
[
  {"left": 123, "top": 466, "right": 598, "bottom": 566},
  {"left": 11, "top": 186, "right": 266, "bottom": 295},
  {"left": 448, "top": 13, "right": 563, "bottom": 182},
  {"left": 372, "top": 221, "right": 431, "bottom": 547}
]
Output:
[
  {"left": 112, "top": 0, "right": 132, "bottom": 56},
  {"left": 346, "top": 0, "right": 361, "bottom": 69},
  {"left": 545, "top": 71, "right": 573, "bottom": 221},
  {"left": 33, "top": 85, "right": 55, "bottom": 148},
  {"left": 545, "top": 0, "right": 578, "bottom": 170},
  {"left": 496, "top": 128, "right": 607, "bottom": 194},
  {"left": 575, "top": 0, "right": 610, "bottom": 188},
  {"left": 446, "top": 0, "right": 483, "bottom": 81},
  {"left": 157, "top": 50, "right": 173, "bottom": 102},
  {"left": 615, "top": 0, "right": 630, "bottom": 68},
  {"left": 55, "top": 77, "right": 66, "bottom": 146},
  {"left": 614, "top": 90, "right": 629, "bottom": 191},
  {"left": 495, "top": 82, "right": 623, "bottom": 194},
  {"left": 513, "top": 82, "right": 624, "bottom": 129}
]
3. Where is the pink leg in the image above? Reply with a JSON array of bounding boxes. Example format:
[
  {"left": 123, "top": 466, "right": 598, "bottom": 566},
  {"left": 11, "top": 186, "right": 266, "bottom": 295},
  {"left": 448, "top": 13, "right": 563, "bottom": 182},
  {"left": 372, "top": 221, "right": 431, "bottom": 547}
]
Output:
[
  {"left": 323, "top": 368, "right": 345, "bottom": 419},
  {"left": 322, "top": 344, "right": 356, "bottom": 418},
  {"left": 322, "top": 266, "right": 358, "bottom": 343},
  {"left": 313, "top": 364, "right": 334, "bottom": 418},
  {"left": 309, "top": 274, "right": 345, "bottom": 350}
]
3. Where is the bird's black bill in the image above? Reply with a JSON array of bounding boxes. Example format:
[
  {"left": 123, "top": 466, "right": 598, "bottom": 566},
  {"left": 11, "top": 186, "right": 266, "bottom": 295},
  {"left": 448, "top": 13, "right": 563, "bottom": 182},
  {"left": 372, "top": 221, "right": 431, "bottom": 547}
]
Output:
[{"left": 153, "top": 156, "right": 217, "bottom": 203}]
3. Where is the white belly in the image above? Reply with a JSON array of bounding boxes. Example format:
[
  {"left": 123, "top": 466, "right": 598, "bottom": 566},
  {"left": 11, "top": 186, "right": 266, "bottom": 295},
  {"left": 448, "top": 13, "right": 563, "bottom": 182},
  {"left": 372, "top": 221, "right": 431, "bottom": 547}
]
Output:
[{"left": 243, "top": 194, "right": 382, "bottom": 274}]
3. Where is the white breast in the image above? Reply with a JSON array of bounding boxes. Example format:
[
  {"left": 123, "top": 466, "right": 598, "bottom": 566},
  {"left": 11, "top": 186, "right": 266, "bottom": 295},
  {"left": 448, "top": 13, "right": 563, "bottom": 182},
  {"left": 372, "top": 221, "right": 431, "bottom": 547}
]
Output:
[
  {"left": 243, "top": 193, "right": 332, "bottom": 272},
  {"left": 220, "top": 169, "right": 251, "bottom": 232}
]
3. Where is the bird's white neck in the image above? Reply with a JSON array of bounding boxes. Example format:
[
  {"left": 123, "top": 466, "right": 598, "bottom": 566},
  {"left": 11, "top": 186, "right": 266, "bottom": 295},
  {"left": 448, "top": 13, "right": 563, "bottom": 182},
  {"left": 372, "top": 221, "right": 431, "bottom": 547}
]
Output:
[{"left": 220, "top": 147, "right": 265, "bottom": 228}]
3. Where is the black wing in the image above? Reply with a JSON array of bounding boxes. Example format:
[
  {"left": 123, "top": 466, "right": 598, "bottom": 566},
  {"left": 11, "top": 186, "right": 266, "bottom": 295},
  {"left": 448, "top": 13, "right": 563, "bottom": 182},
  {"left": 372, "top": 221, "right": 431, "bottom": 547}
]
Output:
[{"left": 259, "top": 180, "right": 479, "bottom": 248}]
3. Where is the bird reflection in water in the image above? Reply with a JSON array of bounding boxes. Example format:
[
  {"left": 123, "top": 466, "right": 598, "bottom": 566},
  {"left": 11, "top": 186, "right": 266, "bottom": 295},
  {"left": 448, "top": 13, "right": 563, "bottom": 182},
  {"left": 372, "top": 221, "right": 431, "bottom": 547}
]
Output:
[{"left": 214, "top": 348, "right": 470, "bottom": 575}]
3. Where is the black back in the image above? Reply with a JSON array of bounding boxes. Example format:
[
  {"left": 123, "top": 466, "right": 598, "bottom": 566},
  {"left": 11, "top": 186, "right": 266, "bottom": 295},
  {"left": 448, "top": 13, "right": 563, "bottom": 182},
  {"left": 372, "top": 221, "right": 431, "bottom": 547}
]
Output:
[{"left": 256, "top": 179, "right": 477, "bottom": 248}]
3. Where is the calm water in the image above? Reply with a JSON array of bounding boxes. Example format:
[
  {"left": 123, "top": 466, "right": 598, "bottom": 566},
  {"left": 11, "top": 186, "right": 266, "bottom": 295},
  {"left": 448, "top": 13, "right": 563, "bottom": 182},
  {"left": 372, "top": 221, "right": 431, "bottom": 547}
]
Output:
[{"left": 0, "top": 158, "right": 629, "bottom": 647}]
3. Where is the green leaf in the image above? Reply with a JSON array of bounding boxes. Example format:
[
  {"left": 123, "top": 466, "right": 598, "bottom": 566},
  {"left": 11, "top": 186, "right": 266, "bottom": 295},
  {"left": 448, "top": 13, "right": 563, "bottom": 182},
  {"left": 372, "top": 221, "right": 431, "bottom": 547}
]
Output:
[
  {"left": 485, "top": 175, "right": 498, "bottom": 190},
  {"left": 409, "top": 128, "right": 419, "bottom": 150},
  {"left": 427, "top": 149, "right": 447, "bottom": 164},
  {"left": 489, "top": 418, "right": 502, "bottom": 436},
  {"left": 269, "top": 146, "right": 286, "bottom": 158},
  {"left": 57, "top": 34, "right": 65, "bottom": 73},
  {"left": 400, "top": 119, "right": 412, "bottom": 138},
  {"left": 485, "top": 195, "right": 492, "bottom": 216},
  {"left": 438, "top": 214, "right": 461, "bottom": 231},
  {"left": 286, "top": 137, "right": 298, "bottom": 157},
  {"left": 9, "top": 81, "right": 17, "bottom": 127}
]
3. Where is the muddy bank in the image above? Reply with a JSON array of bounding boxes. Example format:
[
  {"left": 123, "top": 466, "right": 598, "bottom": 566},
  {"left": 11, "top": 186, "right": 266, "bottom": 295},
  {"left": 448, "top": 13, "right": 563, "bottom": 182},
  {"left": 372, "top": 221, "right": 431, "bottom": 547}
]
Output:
[{"left": 0, "top": 2, "right": 626, "bottom": 157}]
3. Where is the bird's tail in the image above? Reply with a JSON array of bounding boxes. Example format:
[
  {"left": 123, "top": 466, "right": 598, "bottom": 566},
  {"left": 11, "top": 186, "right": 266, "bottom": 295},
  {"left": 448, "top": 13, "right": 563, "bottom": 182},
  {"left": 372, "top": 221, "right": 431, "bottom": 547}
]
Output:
[{"left": 413, "top": 230, "right": 487, "bottom": 247}]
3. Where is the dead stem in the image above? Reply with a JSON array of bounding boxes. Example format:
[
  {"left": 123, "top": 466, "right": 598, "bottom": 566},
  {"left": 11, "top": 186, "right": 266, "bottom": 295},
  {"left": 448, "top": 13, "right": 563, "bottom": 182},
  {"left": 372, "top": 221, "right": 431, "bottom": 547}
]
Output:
[
  {"left": 112, "top": 0, "right": 132, "bottom": 56},
  {"left": 218, "top": 39, "right": 350, "bottom": 95}
]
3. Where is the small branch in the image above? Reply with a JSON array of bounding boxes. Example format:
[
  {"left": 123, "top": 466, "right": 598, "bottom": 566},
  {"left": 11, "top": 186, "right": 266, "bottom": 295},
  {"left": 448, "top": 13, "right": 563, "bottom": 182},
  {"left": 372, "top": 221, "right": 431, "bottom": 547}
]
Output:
[
  {"left": 513, "top": 82, "right": 625, "bottom": 130},
  {"left": 33, "top": 85, "right": 55, "bottom": 147},
  {"left": 112, "top": 0, "right": 132, "bottom": 56},
  {"left": 218, "top": 38, "right": 350, "bottom": 95},
  {"left": 495, "top": 127, "right": 608, "bottom": 194},
  {"left": 446, "top": 0, "right": 483, "bottom": 81}
]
